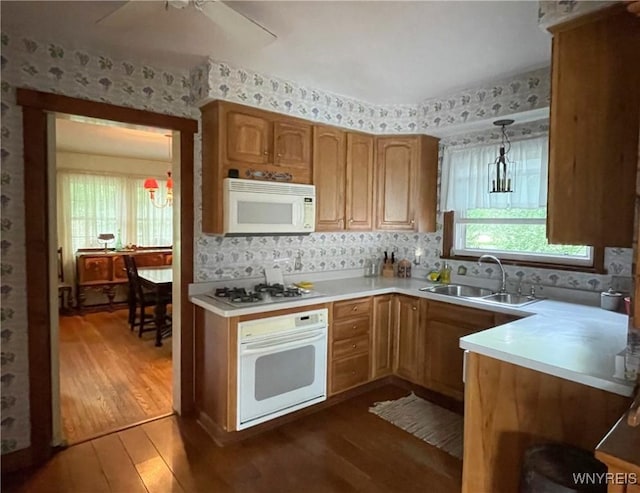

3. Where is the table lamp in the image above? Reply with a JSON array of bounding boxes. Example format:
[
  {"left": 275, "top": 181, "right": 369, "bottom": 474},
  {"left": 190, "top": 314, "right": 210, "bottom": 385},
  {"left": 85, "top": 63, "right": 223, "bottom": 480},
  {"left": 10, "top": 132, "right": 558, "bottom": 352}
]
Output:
[{"left": 97, "top": 233, "right": 115, "bottom": 253}]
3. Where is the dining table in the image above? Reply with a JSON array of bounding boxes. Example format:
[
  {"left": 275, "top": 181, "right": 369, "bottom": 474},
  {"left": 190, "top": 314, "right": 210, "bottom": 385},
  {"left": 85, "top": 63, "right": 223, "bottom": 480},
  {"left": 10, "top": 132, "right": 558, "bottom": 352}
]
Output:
[{"left": 137, "top": 266, "right": 172, "bottom": 347}]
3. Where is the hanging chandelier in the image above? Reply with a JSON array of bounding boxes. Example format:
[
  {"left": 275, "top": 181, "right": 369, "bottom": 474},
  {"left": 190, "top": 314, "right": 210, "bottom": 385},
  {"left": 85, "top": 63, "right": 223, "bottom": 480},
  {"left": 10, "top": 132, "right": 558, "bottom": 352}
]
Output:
[
  {"left": 143, "top": 134, "right": 173, "bottom": 208},
  {"left": 143, "top": 170, "right": 173, "bottom": 208},
  {"left": 489, "top": 119, "right": 516, "bottom": 194}
]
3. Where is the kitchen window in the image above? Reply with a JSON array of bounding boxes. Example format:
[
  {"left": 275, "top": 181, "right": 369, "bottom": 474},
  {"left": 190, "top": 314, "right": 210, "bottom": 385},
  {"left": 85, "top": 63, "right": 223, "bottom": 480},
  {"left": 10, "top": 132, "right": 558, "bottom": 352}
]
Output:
[
  {"left": 57, "top": 171, "right": 173, "bottom": 254},
  {"left": 440, "top": 134, "right": 602, "bottom": 272}
]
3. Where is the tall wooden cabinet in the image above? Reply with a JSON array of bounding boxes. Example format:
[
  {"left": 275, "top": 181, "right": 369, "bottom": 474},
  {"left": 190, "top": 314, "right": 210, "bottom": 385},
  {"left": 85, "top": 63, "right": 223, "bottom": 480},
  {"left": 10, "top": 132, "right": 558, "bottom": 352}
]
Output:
[
  {"left": 313, "top": 126, "right": 346, "bottom": 230},
  {"left": 547, "top": 6, "right": 640, "bottom": 247},
  {"left": 375, "top": 135, "right": 439, "bottom": 232},
  {"left": 371, "top": 295, "right": 394, "bottom": 379},
  {"left": 393, "top": 295, "right": 423, "bottom": 383},
  {"left": 346, "top": 133, "right": 375, "bottom": 230}
]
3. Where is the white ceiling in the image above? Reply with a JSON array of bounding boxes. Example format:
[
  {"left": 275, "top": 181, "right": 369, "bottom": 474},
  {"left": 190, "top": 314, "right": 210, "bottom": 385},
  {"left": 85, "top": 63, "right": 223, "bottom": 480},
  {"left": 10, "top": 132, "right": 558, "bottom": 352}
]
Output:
[
  {"left": 56, "top": 117, "right": 172, "bottom": 161},
  {"left": 2, "top": 1, "right": 551, "bottom": 104}
]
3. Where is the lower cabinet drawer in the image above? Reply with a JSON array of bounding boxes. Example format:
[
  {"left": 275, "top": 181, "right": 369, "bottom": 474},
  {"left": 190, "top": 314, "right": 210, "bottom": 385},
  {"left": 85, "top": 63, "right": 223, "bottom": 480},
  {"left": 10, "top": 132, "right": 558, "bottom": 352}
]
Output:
[
  {"left": 331, "top": 353, "right": 370, "bottom": 394},
  {"left": 333, "top": 316, "right": 370, "bottom": 340},
  {"left": 332, "top": 333, "right": 369, "bottom": 360}
]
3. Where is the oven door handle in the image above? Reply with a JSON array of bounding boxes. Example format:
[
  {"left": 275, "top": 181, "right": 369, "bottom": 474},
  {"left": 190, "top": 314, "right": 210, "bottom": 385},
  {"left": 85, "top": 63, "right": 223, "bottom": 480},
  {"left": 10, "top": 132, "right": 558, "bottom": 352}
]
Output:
[{"left": 241, "top": 331, "right": 326, "bottom": 355}]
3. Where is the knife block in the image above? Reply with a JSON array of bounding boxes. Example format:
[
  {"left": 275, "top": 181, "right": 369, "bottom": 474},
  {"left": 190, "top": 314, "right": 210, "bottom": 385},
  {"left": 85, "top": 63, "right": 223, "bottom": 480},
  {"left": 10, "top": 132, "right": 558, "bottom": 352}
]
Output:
[{"left": 382, "top": 261, "right": 395, "bottom": 278}]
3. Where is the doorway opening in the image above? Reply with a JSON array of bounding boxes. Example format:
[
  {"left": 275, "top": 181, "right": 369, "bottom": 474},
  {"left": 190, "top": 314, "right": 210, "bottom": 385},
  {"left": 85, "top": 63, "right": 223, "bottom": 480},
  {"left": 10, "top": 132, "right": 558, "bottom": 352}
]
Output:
[
  {"left": 52, "top": 114, "right": 178, "bottom": 445},
  {"left": 17, "top": 88, "right": 196, "bottom": 467}
]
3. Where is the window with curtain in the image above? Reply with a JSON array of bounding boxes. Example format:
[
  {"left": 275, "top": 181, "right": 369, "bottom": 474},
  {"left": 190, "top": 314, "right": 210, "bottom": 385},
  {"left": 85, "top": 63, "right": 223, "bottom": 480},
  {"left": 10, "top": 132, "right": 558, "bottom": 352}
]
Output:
[
  {"left": 57, "top": 171, "right": 173, "bottom": 256},
  {"left": 441, "top": 135, "right": 594, "bottom": 267}
]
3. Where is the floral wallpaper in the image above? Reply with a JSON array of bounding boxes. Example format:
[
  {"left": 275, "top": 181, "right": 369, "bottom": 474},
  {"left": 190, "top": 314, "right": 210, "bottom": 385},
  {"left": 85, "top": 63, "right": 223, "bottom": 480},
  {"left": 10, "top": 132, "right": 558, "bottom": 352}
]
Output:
[
  {"left": 0, "top": 31, "right": 195, "bottom": 454},
  {"left": 191, "top": 59, "right": 420, "bottom": 134},
  {"left": 440, "top": 118, "right": 550, "bottom": 148},
  {"left": 538, "top": 1, "right": 615, "bottom": 29},
  {"left": 419, "top": 67, "right": 551, "bottom": 131},
  {"left": 191, "top": 60, "right": 552, "bottom": 138},
  {"left": 0, "top": 25, "right": 632, "bottom": 456}
]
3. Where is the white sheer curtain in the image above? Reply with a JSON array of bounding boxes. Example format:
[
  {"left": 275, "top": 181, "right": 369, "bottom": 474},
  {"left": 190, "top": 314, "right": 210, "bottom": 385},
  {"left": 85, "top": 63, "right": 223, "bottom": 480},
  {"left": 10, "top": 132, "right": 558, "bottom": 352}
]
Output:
[
  {"left": 441, "top": 135, "right": 549, "bottom": 211},
  {"left": 57, "top": 171, "right": 173, "bottom": 283}
]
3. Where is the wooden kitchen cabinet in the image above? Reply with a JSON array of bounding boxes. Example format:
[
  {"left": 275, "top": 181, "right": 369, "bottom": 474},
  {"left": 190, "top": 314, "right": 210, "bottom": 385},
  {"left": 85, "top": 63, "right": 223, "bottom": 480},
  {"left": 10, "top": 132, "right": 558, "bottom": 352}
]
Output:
[
  {"left": 346, "top": 133, "right": 375, "bottom": 230},
  {"left": 375, "top": 135, "right": 439, "bottom": 232},
  {"left": 314, "top": 128, "right": 374, "bottom": 232},
  {"left": 393, "top": 295, "right": 423, "bottom": 384},
  {"left": 313, "top": 125, "right": 346, "bottom": 231},
  {"left": 372, "top": 295, "right": 394, "bottom": 379},
  {"left": 201, "top": 100, "right": 313, "bottom": 233},
  {"left": 423, "top": 301, "right": 498, "bottom": 400},
  {"left": 329, "top": 297, "right": 373, "bottom": 395},
  {"left": 547, "top": 6, "right": 640, "bottom": 247}
]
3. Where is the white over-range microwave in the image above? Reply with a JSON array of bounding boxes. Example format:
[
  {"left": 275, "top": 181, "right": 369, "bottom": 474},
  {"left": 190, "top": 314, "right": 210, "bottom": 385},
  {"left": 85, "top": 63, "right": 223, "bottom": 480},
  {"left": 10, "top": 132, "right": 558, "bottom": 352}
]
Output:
[{"left": 223, "top": 178, "right": 316, "bottom": 235}]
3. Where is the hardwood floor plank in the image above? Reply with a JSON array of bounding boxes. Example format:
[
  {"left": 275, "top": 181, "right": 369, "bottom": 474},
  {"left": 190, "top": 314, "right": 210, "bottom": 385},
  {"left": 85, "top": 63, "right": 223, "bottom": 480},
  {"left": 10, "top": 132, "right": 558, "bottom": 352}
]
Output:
[
  {"left": 6, "top": 385, "right": 462, "bottom": 493},
  {"left": 92, "top": 434, "right": 148, "bottom": 493},
  {"left": 135, "top": 457, "right": 185, "bottom": 493},
  {"left": 119, "top": 426, "right": 162, "bottom": 466},
  {"left": 142, "top": 417, "right": 234, "bottom": 491},
  {"left": 59, "top": 310, "right": 172, "bottom": 444}
]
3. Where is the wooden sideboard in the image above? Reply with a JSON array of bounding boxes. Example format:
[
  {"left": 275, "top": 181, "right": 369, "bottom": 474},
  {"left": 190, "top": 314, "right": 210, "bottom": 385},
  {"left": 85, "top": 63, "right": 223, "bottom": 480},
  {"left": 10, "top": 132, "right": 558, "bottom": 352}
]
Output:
[{"left": 75, "top": 249, "right": 172, "bottom": 311}]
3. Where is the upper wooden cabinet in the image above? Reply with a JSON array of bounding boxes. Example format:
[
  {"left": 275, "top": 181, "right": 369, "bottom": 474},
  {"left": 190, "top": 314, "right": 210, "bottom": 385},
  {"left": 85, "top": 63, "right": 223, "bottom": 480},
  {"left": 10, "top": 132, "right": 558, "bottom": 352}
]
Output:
[
  {"left": 313, "top": 126, "right": 346, "bottom": 231},
  {"left": 547, "top": 7, "right": 640, "bottom": 247},
  {"left": 273, "top": 121, "right": 311, "bottom": 168},
  {"left": 346, "top": 133, "right": 375, "bottom": 230},
  {"left": 314, "top": 128, "right": 375, "bottom": 232},
  {"left": 200, "top": 100, "right": 313, "bottom": 233},
  {"left": 375, "top": 135, "right": 439, "bottom": 232},
  {"left": 225, "top": 109, "right": 272, "bottom": 165}
]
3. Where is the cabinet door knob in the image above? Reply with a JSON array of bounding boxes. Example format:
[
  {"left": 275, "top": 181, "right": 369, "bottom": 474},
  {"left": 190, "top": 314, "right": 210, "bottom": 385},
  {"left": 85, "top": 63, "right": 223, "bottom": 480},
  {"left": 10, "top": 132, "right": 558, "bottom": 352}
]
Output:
[
  {"left": 410, "top": 219, "right": 415, "bottom": 225},
  {"left": 412, "top": 306, "right": 417, "bottom": 311},
  {"left": 263, "top": 150, "right": 268, "bottom": 155},
  {"left": 349, "top": 218, "right": 354, "bottom": 223},
  {"left": 352, "top": 324, "right": 357, "bottom": 329},
  {"left": 277, "top": 153, "right": 282, "bottom": 157},
  {"left": 352, "top": 344, "right": 357, "bottom": 349}
]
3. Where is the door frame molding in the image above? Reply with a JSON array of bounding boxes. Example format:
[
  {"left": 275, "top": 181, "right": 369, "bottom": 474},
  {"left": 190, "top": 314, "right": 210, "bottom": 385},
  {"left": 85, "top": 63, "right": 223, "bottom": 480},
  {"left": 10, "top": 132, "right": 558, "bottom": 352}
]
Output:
[{"left": 9, "top": 88, "right": 198, "bottom": 470}]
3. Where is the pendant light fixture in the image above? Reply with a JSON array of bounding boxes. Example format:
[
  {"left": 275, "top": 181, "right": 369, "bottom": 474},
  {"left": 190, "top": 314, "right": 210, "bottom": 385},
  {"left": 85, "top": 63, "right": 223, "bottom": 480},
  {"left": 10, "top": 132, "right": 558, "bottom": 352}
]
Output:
[
  {"left": 143, "top": 134, "right": 173, "bottom": 208},
  {"left": 489, "top": 119, "right": 516, "bottom": 194}
]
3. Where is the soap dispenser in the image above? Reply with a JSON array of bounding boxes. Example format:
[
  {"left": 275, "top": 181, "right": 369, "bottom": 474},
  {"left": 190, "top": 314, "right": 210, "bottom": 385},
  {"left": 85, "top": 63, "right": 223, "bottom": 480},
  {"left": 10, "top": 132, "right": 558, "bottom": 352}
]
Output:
[{"left": 440, "top": 262, "right": 452, "bottom": 284}]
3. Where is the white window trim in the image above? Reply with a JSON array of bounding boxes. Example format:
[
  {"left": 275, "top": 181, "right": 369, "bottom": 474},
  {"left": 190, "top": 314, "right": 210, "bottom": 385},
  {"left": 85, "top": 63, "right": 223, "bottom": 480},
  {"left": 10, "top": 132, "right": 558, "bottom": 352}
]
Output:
[{"left": 452, "top": 215, "right": 595, "bottom": 267}]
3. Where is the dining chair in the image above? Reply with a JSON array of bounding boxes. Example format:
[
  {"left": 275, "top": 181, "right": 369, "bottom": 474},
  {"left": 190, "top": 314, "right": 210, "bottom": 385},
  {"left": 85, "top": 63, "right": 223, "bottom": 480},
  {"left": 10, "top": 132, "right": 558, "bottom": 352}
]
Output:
[
  {"left": 123, "top": 255, "right": 171, "bottom": 338},
  {"left": 57, "top": 247, "right": 73, "bottom": 313}
]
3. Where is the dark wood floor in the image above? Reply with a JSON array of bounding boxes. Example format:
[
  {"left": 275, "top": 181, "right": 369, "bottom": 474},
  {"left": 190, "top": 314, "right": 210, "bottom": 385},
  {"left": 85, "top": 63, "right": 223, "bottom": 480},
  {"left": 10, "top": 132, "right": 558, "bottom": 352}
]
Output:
[
  {"left": 59, "top": 310, "right": 172, "bottom": 444},
  {"left": 5, "top": 385, "right": 462, "bottom": 493}
]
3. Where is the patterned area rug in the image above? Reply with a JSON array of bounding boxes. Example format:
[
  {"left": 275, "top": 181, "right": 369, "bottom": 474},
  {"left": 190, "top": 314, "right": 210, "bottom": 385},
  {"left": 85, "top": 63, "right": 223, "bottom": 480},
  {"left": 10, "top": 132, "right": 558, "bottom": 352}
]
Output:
[{"left": 369, "top": 393, "right": 464, "bottom": 459}]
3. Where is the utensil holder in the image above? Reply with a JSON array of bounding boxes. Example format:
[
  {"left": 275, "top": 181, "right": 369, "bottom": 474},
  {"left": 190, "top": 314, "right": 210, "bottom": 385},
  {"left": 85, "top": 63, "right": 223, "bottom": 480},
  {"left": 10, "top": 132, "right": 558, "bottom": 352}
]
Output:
[{"left": 382, "top": 261, "right": 395, "bottom": 278}]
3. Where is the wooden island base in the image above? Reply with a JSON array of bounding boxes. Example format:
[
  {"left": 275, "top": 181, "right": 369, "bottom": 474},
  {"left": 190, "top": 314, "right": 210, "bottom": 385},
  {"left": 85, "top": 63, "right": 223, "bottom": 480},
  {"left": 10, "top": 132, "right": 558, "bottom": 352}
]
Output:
[{"left": 462, "top": 352, "right": 631, "bottom": 493}]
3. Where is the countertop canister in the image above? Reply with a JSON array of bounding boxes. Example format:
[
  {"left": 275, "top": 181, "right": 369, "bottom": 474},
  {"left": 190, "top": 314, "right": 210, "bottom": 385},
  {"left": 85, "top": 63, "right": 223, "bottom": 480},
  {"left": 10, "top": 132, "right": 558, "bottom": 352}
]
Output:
[{"left": 600, "top": 289, "right": 622, "bottom": 311}]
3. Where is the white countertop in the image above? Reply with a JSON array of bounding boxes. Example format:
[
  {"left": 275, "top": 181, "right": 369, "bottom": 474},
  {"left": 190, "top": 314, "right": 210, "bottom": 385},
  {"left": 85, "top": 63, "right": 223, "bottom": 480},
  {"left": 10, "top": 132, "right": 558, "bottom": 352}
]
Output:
[{"left": 190, "top": 276, "right": 634, "bottom": 397}]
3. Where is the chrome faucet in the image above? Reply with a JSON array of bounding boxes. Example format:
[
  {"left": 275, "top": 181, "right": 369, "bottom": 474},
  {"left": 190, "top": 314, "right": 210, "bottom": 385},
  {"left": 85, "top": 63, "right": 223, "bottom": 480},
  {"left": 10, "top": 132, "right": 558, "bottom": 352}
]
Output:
[{"left": 477, "top": 255, "right": 506, "bottom": 293}]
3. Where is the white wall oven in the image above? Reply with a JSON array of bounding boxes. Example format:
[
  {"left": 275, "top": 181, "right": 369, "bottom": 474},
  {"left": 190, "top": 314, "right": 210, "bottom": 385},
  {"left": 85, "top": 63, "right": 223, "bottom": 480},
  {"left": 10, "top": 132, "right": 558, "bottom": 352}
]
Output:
[{"left": 237, "top": 308, "right": 328, "bottom": 430}]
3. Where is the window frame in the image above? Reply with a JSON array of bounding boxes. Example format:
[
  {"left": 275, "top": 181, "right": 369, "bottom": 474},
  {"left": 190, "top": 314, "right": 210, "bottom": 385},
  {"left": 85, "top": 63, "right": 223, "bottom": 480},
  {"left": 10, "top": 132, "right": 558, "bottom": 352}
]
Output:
[{"left": 441, "top": 211, "right": 606, "bottom": 274}]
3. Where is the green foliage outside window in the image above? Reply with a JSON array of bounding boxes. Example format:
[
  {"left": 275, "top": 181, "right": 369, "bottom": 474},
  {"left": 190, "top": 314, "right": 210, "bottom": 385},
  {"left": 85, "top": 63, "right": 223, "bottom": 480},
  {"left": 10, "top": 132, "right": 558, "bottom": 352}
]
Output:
[{"left": 464, "top": 208, "right": 588, "bottom": 257}]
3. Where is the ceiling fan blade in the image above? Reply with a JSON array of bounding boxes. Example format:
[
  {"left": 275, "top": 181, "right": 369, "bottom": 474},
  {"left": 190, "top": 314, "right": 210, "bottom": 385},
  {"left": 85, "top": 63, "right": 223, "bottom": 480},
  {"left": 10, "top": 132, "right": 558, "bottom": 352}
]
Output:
[
  {"left": 96, "top": 1, "right": 167, "bottom": 29},
  {"left": 194, "top": 0, "right": 277, "bottom": 46}
]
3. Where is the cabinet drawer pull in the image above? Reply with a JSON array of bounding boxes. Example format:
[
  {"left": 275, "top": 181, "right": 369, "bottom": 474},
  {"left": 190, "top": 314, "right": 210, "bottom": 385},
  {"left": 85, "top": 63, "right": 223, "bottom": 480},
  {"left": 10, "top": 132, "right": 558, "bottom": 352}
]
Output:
[
  {"left": 277, "top": 153, "right": 282, "bottom": 157},
  {"left": 352, "top": 306, "right": 358, "bottom": 311},
  {"left": 352, "top": 344, "right": 357, "bottom": 349},
  {"left": 352, "top": 324, "right": 357, "bottom": 329},
  {"left": 351, "top": 371, "right": 356, "bottom": 376},
  {"left": 412, "top": 306, "right": 417, "bottom": 311}
]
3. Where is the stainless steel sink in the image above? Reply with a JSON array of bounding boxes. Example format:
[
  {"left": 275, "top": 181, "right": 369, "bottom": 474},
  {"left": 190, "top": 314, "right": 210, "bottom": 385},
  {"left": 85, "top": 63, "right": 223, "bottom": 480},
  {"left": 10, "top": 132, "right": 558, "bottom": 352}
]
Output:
[
  {"left": 419, "top": 284, "right": 542, "bottom": 307},
  {"left": 480, "top": 293, "right": 541, "bottom": 307},
  {"left": 419, "top": 284, "right": 494, "bottom": 298}
]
